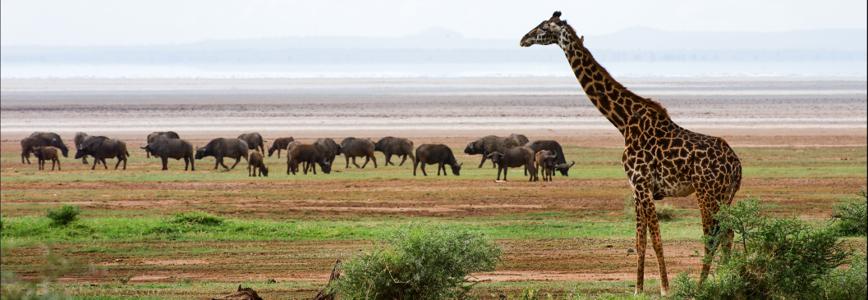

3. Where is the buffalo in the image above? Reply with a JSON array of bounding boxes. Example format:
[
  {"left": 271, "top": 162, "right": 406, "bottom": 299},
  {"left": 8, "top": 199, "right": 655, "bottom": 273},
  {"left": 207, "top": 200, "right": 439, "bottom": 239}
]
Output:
[
  {"left": 142, "top": 136, "right": 195, "bottom": 171},
  {"left": 528, "top": 140, "right": 575, "bottom": 176},
  {"left": 145, "top": 131, "right": 180, "bottom": 158},
  {"left": 287, "top": 144, "right": 332, "bottom": 175},
  {"left": 486, "top": 146, "right": 537, "bottom": 181},
  {"left": 464, "top": 134, "right": 527, "bottom": 168},
  {"left": 374, "top": 136, "right": 415, "bottom": 166},
  {"left": 268, "top": 137, "right": 295, "bottom": 158},
  {"left": 340, "top": 137, "right": 377, "bottom": 169},
  {"left": 21, "top": 132, "right": 69, "bottom": 163},
  {"left": 32, "top": 146, "right": 61, "bottom": 171},
  {"left": 414, "top": 144, "right": 462, "bottom": 176},
  {"left": 314, "top": 138, "right": 341, "bottom": 165},
  {"left": 19, "top": 137, "right": 39, "bottom": 164},
  {"left": 534, "top": 150, "right": 558, "bottom": 182},
  {"left": 195, "top": 138, "right": 249, "bottom": 170},
  {"left": 248, "top": 151, "right": 268, "bottom": 177},
  {"left": 74, "top": 132, "right": 94, "bottom": 164},
  {"left": 238, "top": 132, "right": 266, "bottom": 154},
  {"left": 75, "top": 136, "right": 129, "bottom": 170}
]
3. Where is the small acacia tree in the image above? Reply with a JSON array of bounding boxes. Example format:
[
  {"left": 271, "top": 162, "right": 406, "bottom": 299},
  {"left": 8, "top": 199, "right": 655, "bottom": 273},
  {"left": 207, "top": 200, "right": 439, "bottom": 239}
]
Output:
[{"left": 333, "top": 226, "right": 501, "bottom": 299}]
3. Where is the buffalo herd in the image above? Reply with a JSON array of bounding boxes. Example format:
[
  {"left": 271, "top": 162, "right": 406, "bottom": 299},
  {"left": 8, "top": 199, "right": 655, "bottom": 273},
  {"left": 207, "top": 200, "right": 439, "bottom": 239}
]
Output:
[{"left": 19, "top": 131, "right": 577, "bottom": 181}]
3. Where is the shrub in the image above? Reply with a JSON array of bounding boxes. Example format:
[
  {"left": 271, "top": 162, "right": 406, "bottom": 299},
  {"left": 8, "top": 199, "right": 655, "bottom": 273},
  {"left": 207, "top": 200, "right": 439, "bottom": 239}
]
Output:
[
  {"left": 334, "top": 226, "right": 501, "bottom": 299},
  {"left": 46, "top": 205, "right": 80, "bottom": 227},
  {"left": 673, "top": 198, "right": 854, "bottom": 299},
  {"left": 171, "top": 211, "right": 224, "bottom": 226},
  {"left": 816, "top": 254, "right": 867, "bottom": 300},
  {"left": 146, "top": 211, "right": 225, "bottom": 238},
  {"left": 832, "top": 190, "right": 867, "bottom": 236},
  {"left": 623, "top": 195, "right": 678, "bottom": 222}
]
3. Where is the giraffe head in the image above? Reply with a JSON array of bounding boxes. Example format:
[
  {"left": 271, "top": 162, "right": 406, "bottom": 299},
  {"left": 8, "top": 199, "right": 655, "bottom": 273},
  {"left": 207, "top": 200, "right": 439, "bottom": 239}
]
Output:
[{"left": 520, "top": 11, "right": 580, "bottom": 48}]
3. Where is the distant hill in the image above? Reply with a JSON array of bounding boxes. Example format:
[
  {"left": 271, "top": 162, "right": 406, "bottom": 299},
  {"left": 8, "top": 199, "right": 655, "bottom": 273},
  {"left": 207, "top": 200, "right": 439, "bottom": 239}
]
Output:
[{"left": 2, "top": 28, "right": 864, "bottom": 64}]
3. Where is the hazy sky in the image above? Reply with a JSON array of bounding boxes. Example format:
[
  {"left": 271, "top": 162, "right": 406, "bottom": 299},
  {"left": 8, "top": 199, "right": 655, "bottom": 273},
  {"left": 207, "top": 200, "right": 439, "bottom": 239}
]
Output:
[{"left": 2, "top": 0, "right": 866, "bottom": 46}]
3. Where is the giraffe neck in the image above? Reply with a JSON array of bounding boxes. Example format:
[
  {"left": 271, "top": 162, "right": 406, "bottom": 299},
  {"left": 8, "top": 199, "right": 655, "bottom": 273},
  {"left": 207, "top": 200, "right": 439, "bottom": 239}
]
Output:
[{"left": 557, "top": 30, "right": 668, "bottom": 137}]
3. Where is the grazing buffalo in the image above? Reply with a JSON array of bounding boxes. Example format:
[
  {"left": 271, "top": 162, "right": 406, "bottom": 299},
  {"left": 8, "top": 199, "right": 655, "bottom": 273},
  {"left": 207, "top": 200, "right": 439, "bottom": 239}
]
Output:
[
  {"left": 534, "top": 150, "right": 558, "bottom": 182},
  {"left": 142, "top": 136, "right": 195, "bottom": 171},
  {"left": 268, "top": 137, "right": 295, "bottom": 158},
  {"left": 314, "top": 138, "right": 341, "bottom": 165},
  {"left": 340, "top": 137, "right": 377, "bottom": 169},
  {"left": 374, "top": 136, "right": 415, "bottom": 166},
  {"left": 195, "top": 138, "right": 249, "bottom": 170},
  {"left": 486, "top": 146, "right": 537, "bottom": 181},
  {"left": 528, "top": 140, "right": 575, "bottom": 176},
  {"left": 414, "top": 144, "right": 462, "bottom": 176},
  {"left": 464, "top": 134, "right": 526, "bottom": 168},
  {"left": 75, "top": 136, "right": 129, "bottom": 170},
  {"left": 145, "top": 131, "right": 180, "bottom": 158},
  {"left": 32, "top": 146, "right": 61, "bottom": 171},
  {"left": 238, "top": 132, "right": 266, "bottom": 154},
  {"left": 287, "top": 144, "right": 332, "bottom": 175},
  {"left": 21, "top": 132, "right": 69, "bottom": 163},
  {"left": 248, "top": 151, "right": 268, "bottom": 177}
]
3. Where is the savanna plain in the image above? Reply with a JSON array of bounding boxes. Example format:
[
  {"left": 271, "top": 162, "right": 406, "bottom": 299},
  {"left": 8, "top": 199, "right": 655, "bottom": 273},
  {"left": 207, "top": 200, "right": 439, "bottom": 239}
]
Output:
[{"left": 1, "top": 77, "right": 866, "bottom": 299}]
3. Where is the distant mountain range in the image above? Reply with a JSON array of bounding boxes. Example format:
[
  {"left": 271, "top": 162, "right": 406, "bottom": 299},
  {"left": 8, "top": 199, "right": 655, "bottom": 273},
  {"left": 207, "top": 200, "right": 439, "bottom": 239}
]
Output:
[{"left": 2, "top": 28, "right": 865, "bottom": 65}]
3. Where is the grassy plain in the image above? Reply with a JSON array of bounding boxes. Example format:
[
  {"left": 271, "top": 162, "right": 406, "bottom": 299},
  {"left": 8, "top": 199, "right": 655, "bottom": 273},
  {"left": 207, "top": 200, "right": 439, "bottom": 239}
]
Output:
[{"left": 1, "top": 141, "right": 866, "bottom": 299}]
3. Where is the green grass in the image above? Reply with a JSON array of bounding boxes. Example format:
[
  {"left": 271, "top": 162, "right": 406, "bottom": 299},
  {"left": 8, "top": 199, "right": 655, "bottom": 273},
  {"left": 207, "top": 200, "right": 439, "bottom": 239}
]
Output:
[{"left": 0, "top": 214, "right": 705, "bottom": 247}]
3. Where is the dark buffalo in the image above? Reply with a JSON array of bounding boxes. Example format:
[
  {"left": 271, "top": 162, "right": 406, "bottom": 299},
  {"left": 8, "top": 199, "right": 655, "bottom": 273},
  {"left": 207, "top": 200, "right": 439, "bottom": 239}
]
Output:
[
  {"left": 195, "top": 138, "right": 249, "bottom": 170},
  {"left": 20, "top": 137, "right": 40, "bottom": 164},
  {"left": 248, "top": 151, "right": 268, "bottom": 177},
  {"left": 528, "top": 140, "right": 575, "bottom": 176},
  {"left": 268, "top": 137, "right": 295, "bottom": 158},
  {"left": 75, "top": 136, "right": 129, "bottom": 170},
  {"left": 340, "top": 137, "right": 377, "bottom": 169},
  {"left": 287, "top": 144, "right": 331, "bottom": 175},
  {"left": 238, "top": 132, "right": 265, "bottom": 154},
  {"left": 145, "top": 131, "right": 180, "bottom": 158},
  {"left": 464, "top": 135, "right": 524, "bottom": 168},
  {"left": 32, "top": 146, "right": 61, "bottom": 171},
  {"left": 534, "top": 150, "right": 558, "bottom": 182},
  {"left": 142, "top": 136, "right": 195, "bottom": 171},
  {"left": 23, "top": 132, "right": 69, "bottom": 161},
  {"left": 374, "top": 136, "right": 415, "bottom": 166},
  {"left": 74, "top": 132, "right": 92, "bottom": 164},
  {"left": 486, "top": 146, "right": 537, "bottom": 181},
  {"left": 414, "top": 144, "right": 462, "bottom": 176},
  {"left": 314, "top": 138, "right": 341, "bottom": 165}
]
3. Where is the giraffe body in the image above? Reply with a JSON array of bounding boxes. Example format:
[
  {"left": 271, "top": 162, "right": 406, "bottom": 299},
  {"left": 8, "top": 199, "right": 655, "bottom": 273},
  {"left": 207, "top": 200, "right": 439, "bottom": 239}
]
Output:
[{"left": 521, "top": 11, "right": 742, "bottom": 296}]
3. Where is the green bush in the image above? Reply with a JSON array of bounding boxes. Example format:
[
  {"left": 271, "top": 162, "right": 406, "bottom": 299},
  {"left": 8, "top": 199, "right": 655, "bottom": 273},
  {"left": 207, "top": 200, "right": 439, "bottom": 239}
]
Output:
[
  {"left": 832, "top": 190, "right": 867, "bottom": 236},
  {"left": 816, "top": 254, "right": 867, "bottom": 300},
  {"left": 46, "top": 205, "right": 80, "bottom": 227},
  {"left": 146, "top": 211, "right": 225, "bottom": 237},
  {"left": 171, "top": 211, "right": 224, "bottom": 226},
  {"left": 623, "top": 195, "right": 678, "bottom": 222},
  {"left": 673, "top": 198, "right": 856, "bottom": 299},
  {"left": 334, "top": 226, "right": 501, "bottom": 299}
]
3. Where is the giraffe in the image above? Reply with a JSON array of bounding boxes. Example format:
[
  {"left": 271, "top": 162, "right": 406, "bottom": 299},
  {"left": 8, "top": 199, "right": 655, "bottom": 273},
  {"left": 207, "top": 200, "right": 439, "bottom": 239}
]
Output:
[{"left": 520, "top": 12, "right": 742, "bottom": 296}]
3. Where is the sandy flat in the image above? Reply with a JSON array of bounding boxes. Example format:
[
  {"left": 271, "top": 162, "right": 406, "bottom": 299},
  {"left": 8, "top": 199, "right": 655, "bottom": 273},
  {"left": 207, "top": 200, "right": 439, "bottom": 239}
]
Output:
[{"left": 1, "top": 77, "right": 865, "bottom": 147}]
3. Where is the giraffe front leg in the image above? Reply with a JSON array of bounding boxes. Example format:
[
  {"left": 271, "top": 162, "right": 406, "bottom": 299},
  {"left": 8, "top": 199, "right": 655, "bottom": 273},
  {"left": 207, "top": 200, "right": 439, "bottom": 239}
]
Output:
[
  {"left": 633, "top": 191, "right": 649, "bottom": 295},
  {"left": 645, "top": 196, "right": 670, "bottom": 296}
]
